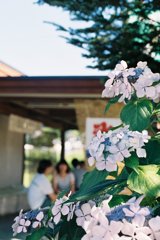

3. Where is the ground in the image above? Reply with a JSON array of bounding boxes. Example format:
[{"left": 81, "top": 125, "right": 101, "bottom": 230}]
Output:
[{"left": 0, "top": 213, "right": 24, "bottom": 240}]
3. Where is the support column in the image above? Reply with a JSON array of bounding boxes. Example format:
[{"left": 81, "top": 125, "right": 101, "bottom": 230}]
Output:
[
  {"left": 60, "top": 129, "right": 65, "bottom": 160},
  {"left": 0, "top": 114, "right": 24, "bottom": 188}
]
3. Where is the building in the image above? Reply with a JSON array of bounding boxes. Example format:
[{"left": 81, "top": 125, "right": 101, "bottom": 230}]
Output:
[{"left": 0, "top": 62, "right": 123, "bottom": 214}]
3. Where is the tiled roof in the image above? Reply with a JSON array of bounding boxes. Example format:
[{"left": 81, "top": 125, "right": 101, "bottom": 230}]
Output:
[{"left": 0, "top": 61, "right": 23, "bottom": 76}]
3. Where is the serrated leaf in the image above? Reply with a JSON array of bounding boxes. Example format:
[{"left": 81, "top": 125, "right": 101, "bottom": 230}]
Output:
[
  {"left": 120, "top": 99, "right": 153, "bottom": 131},
  {"left": 127, "top": 165, "right": 160, "bottom": 197}
]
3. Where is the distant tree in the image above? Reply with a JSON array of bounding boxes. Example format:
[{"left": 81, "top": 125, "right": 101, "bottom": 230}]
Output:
[
  {"left": 26, "top": 127, "right": 60, "bottom": 147},
  {"left": 41, "top": 0, "right": 160, "bottom": 72}
]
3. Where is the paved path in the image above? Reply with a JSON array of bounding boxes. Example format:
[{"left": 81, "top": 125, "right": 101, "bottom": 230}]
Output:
[{"left": 0, "top": 213, "right": 24, "bottom": 240}]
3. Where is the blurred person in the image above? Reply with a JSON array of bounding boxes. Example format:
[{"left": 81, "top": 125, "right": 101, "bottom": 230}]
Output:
[
  {"left": 72, "top": 159, "right": 87, "bottom": 190},
  {"left": 53, "top": 160, "right": 75, "bottom": 193},
  {"left": 72, "top": 158, "right": 80, "bottom": 169},
  {"left": 28, "top": 160, "right": 57, "bottom": 210}
]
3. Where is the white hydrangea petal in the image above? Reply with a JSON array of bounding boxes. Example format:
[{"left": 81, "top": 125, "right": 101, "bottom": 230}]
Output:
[
  {"left": 121, "top": 60, "right": 128, "bottom": 69},
  {"left": 76, "top": 216, "right": 85, "bottom": 226},
  {"left": 129, "top": 204, "right": 140, "bottom": 213},
  {"left": 91, "top": 225, "right": 106, "bottom": 237},
  {"left": 155, "top": 232, "right": 160, "bottom": 240},
  {"left": 32, "top": 221, "right": 39, "bottom": 228},
  {"left": 52, "top": 206, "right": 60, "bottom": 216},
  {"left": 137, "top": 61, "right": 147, "bottom": 69},
  {"left": 136, "top": 148, "right": 146, "bottom": 158},
  {"left": 36, "top": 212, "right": 44, "bottom": 221},
  {"left": 146, "top": 86, "right": 156, "bottom": 98},
  {"left": 101, "top": 198, "right": 112, "bottom": 214},
  {"left": 136, "top": 88, "right": 145, "bottom": 98},
  {"left": 81, "top": 235, "right": 90, "bottom": 240},
  {"left": 54, "top": 212, "right": 61, "bottom": 224},
  {"left": 138, "top": 207, "right": 150, "bottom": 216},
  {"left": 149, "top": 216, "right": 160, "bottom": 232},
  {"left": 75, "top": 209, "right": 83, "bottom": 217},
  {"left": 116, "top": 63, "right": 124, "bottom": 71},
  {"left": 132, "top": 215, "right": 145, "bottom": 227},
  {"left": 108, "top": 145, "right": 119, "bottom": 154},
  {"left": 81, "top": 203, "right": 92, "bottom": 215},
  {"left": 123, "top": 208, "right": 135, "bottom": 217},
  {"left": 23, "top": 227, "right": 27, "bottom": 233},
  {"left": 17, "top": 226, "right": 23, "bottom": 233},
  {"left": 110, "top": 221, "right": 123, "bottom": 235},
  {"left": 105, "top": 161, "right": 117, "bottom": 172},
  {"left": 24, "top": 220, "right": 31, "bottom": 227},
  {"left": 96, "top": 161, "right": 105, "bottom": 171},
  {"left": 121, "top": 221, "right": 135, "bottom": 236},
  {"left": 61, "top": 205, "right": 70, "bottom": 216},
  {"left": 135, "top": 232, "right": 152, "bottom": 240},
  {"left": 19, "top": 219, "right": 25, "bottom": 226}
]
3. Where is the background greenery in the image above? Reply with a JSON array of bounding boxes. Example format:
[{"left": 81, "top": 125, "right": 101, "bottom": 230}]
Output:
[{"left": 41, "top": 0, "right": 160, "bottom": 72}]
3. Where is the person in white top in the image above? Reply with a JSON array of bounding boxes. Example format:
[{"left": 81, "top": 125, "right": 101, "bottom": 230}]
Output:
[{"left": 28, "top": 160, "right": 57, "bottom": 210}]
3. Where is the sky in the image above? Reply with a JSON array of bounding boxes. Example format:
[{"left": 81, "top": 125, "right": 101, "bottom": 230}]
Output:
[{"left": 0, "top": 0, "right": 104, "bottom": 76}]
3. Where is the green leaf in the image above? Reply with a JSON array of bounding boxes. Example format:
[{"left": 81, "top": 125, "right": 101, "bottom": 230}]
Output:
[
  {"left": 58, "top": 189, "right": 69, "bottom": 199},
  {"left": 69, "top": 169, "right": 109, "bottom": 201},
  {"left": 127, "top": 165, "right": 160, "bottom": 197},
  {"left": 58, "top": 217, "right": 85, "bottom": 240},
  {"left": 120, "top": 99, "right": 153, "bottom": 131},
  {"left": 26, "top": 228, "right": 47, "bottom": 240},
  {"left": 153, "top": 103, "right": 160, "bottom": 114},
  {"left": 76, "top": 168, "right": 108, "bottom": 194},
  {"left": 105, "top": 95, "right": 122, "bottom": 113},
  {"left": 124, "top": 154, "right": 139, "bottom": 170},
  {"left": 109, "top": 194, "right": 131, "bottom": 207},
  {"left": 144, "top": 140, "right": 160, "bottom": 165},
  {"left": 70, "top": 178, "right": 126, "bottom": 201}
]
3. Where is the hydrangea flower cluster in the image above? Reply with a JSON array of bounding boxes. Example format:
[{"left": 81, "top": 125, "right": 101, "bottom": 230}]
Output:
[
  {"left": 76, "top": 196, "right": 159, "bottom": 240},
  {"left": 102, "top": 60, "right": 160, "bottom": 102},
  {"left": 12, "top": 209, "right": 44, "bottom": 236},
  {"left": 88, "top": 126, "right": 150, "bottom": 172},
  {"left": 12, "top": 195, "right": 160, "bottom": 240}
]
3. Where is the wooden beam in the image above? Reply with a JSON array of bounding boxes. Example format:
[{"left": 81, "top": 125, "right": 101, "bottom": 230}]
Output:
[
  {"left": 60, "top": 129, "right": 65, "bottom": 160},
  {"left": 0, "top": 76, "right": 105, "bottom": 95},
  {"left": 0, "top": 102, "right": 63, "bottom": 129}
]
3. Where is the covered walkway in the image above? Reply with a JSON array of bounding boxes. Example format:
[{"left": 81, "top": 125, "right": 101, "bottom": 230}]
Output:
[{"left": 0, "top": 74, "right": 123, "bottom": 216}]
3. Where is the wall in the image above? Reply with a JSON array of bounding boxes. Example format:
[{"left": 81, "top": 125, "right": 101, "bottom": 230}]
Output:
[{"left": 0, "top": 114, "right": 24, "bottom": 188}]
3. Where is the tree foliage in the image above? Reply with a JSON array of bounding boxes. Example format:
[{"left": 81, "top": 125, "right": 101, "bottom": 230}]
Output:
[{"left": 42, "top": 0, "right": 160, "bottom": 71}]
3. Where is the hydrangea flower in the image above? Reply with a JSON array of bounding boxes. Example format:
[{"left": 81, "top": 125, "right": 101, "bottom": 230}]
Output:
[
  {"left": 121, "top": 219, "right": 153, "bottom": 240},
  {"left": 32, "top": 211, "right": 44, "bottom": 228},
  {"left": 123, "top": 196, "right": 150, "bottom": 227},
  {"left": 149, "top": 216, "right": 160, "bottom": 240},
  {"left": 12, "top": 209, "right": 24, "bottom": 236},
  {"left": 102, "top": 60, "right": 160, "bottom": 103},
  {"left": 52, "top": 197, "right": 70, "bottom": 224},
  {"left": 81, "top": 204, "right": 123, "bottom": 240},
  {"left": 88, "top": 126, "right": 150, "bottom": 172},
  {"left": 52, "top": 195, "right": 77, "bottom": 224},
  {"left": 67, "top": 202, "right": 76, "bottom": 221},
  {"left": 77, "top": 196, "right": 154, "bottom": 240},
  {"left": 16, "top": 219, "right": 31, "bottom": 234},
  {"left": 75, "top": 202, "right": 92, "bottom": 227}
]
